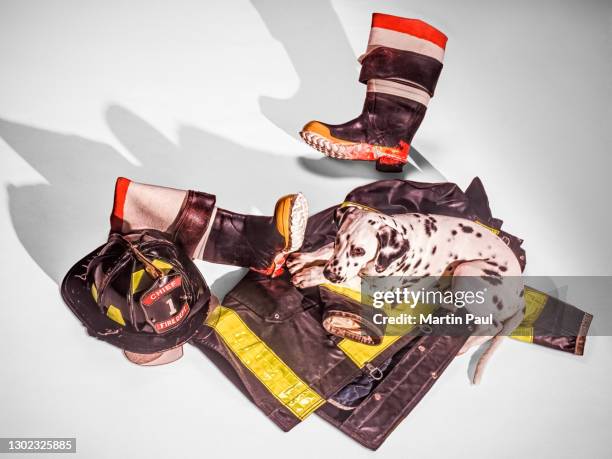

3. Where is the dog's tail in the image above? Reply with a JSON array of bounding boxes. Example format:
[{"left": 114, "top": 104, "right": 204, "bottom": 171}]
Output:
[{"left": 472, "top": 309, "right": 524, "bottom": 385}]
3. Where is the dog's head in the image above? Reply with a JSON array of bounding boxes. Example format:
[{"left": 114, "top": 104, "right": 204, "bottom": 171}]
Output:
[{"left": 323, "top": 206, "right": 410, "bottom": 283}]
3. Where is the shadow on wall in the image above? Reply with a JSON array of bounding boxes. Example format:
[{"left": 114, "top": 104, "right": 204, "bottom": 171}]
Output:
[
  {"left": 1, "top": 0, "right": 445, "bottom": 289},
  {"left": 1, "top": 107, "right": 439, "bottom": 287},
  {"left": 252, "top": 0, "right": 363, "bottom": 138}
]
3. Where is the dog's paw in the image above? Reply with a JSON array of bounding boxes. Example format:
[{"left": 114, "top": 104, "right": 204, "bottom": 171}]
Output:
[
  {"left": 291, "top": 265, "right": 324, "bottom": 289},
  {"left": 286, "top": 252, "right": 312, "bottom": 274}
]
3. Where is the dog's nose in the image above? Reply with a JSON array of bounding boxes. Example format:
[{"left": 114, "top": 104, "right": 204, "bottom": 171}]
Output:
[{"left": 324, "top": 267, "right": 341, "bottom": 284}]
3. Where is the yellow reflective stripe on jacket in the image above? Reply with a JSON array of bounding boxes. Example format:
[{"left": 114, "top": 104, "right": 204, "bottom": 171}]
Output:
[
  {"left": 324, "top": 282, "right": 550, "bottom": 348},
  {"left": 474, "top": 219, "right": 501, "bottom": 235},
  {"left": 206, "top": 305, "right": 324, "bottom": 420},
  {"left": 338, "top": 335, "right": 402, "bottom": 368},
  {"left": 510, "top": 287, "right": 548, "bottom": 343},
  {"left": 338, "top": 302, "right": 437, "bottom": 368},
  {"left": 340, "top": 201, "right": 380, "bottom": 213}
]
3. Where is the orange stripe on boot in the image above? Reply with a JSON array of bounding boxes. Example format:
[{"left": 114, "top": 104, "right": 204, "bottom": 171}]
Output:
[
  {"left": 371, "top": 13, "right": 447, "bottom": 49},
  {"left": 110, "top": 177, "right": 131, "bottom": 232}
]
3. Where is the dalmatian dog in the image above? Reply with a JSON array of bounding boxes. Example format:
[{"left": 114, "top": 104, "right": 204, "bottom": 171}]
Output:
[{"left": 287, "top": 205, "right": 525, "bottom": 384}]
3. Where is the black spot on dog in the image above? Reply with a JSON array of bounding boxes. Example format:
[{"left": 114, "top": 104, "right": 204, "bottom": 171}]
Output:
[
  {"left": 424, "top": 217, "right": 438, "bottom": 236},
  {"left": 354, "top": 262, "right": 358, "bottom": 266},
  {"left": 453, "top": 255, "right": 458, "bottom": 260},
  {"left": 497, "top": 302, "right": 503, "bottom": 310},
  {"left": 519, "top": 290, "right": 524, "bottom": 297},
  {"left": 481, "top": 276, "right": 502, "bottom": 286},
  {"left": 486, "top": 260, "right": 498, "bottom": 267},
  {"left": 499, "top": 266, "right": 507, "bottom": 272},
  {"left": 483, "top": 269, "right": 501, "bottom": 278},
  {"left": 431, "top": 246, "right": 437, "bottom": 255},
  {"left": 493, "top": 295, "right": 499, "bottom": 303},
  {"left": 413, "top": 259, "right": 422, "bottom": 269},
  {"left": 374, "top": 226, "right": 411, "bottom": 273},
  {"left": 424, "top": 263, "right": 430, "bottom": 270},
  {"left": 476, "top": 232, "right": 482, "bottom": 238},
  {"left": 451, "top": 230, "right": 457, "bottom": 236},
  {"left": 459, "top": 224, "right": 474, "bottom": 233}
]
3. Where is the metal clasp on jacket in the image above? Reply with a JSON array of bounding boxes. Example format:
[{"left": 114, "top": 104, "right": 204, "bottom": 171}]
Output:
[{"left": 365, "top": 362, "right": 383, "bottom": 381}]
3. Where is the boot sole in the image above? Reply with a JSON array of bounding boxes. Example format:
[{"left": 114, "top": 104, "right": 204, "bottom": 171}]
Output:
[
  {"left": 275, "top": 192, "right": 308, "bottom": 253},
  {"left": 287, "top": 192, "right": 308, "bottom": 253},
  {"left": 299, "top": 130, "right": 408, "bottom": 172}
]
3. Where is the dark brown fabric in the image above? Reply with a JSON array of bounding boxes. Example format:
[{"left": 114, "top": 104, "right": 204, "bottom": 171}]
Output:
[
  {"left": 202, "top": 209, "right": 285, "bottom": 270},
  {"left": 327, "top": 92, "right": 427, "bottom": 150},
  {"left": 530, "top": 289, "right": 593, "bottom": 355},
  {"left": 319, "top": 333, "right": 467, "bottom": 450},
  {"left": 169, "top": 190, "right": 286, "bottom": 270},
  {"left": 170, "top": 190, "right": 216, "bottom": 258},
  {"left": 359, "top": 47, "right": 443, "bottom": 96}
]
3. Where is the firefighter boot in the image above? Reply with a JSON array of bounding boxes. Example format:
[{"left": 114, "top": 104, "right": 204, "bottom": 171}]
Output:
[{"left": 300, "top": 13, "right": 447, "bottom": 172}]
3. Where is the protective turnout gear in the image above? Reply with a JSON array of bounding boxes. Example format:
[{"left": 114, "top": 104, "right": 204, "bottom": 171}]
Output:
[
  {"left": 62, "top": 177, "right": 592, "bottom": 450},
  {"left": 192, "top": 177, "right": 591, "bottom": 449},
  {"left": 301, "top": 13, "right": 447, "bottom": 171},
  {"left": 61, "top": 230, "right": 211, "bottom": 365},
  {"left": 110, "top": 177, "right": 308, "bottom": 277}
]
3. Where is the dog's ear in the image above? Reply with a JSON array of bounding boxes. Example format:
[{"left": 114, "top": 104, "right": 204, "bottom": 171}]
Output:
[
  {"left": 334, "top": 206, "right": 359, "bottom": 227},
  {"left": 375, "top": 226, "right": 410, "bottom": 273}
]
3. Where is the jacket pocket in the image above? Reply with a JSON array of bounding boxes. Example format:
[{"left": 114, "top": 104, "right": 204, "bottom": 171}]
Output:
[{"left": 225, "top": 270, "right": 316, "bottom": 323}]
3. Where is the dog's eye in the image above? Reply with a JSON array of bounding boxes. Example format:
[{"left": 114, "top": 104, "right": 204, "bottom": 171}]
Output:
[{"left": 351, "top": 247, "right": 366, "bottom": 257}]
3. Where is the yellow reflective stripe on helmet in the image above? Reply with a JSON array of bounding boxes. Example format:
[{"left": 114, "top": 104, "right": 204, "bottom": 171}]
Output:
[
  {"left": 131, "top": 259, "right": 174, "bottom": 293},
  {"left": 206, "top": 305, "right": 324, "bottom": 420},
  {"left": 106, "top": 304, "right": 126, "bottom": 326},
  {"left": 510, "top": 287, "right": 548, "bottom": 343}
]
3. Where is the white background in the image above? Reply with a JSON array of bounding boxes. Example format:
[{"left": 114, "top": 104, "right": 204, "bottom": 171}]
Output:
[{"left": 1, "top": 0, "right": 611, "bottom": 457}]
